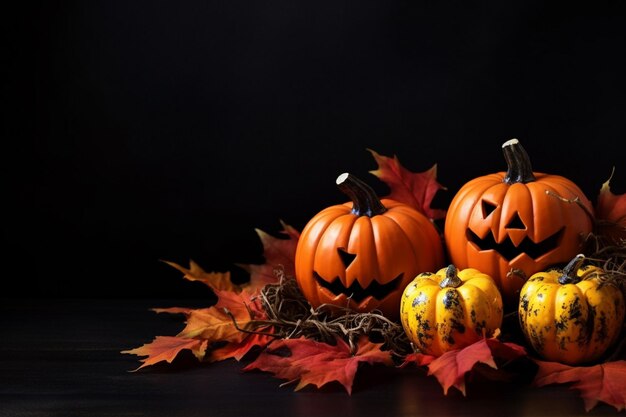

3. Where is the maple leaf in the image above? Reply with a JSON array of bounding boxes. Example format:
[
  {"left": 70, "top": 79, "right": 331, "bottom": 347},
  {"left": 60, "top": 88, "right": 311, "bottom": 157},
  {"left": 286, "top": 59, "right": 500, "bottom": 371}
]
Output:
[
  {"left": 162, "top": 260, "right": 240, "bottom": 292},
  {"left": 177, "top": 289, "right": 266, "bottom": 341},
  {"left": 595, "top": 168, "right": 626, "bottom": 242},
  {"left": 124, "top": 289, "right": 271, "bottom": 369},
  {"left": 368, "top": 148, "right": 447, "bottom": 221},
  {"left": 151, "top": 306, "right": 194, "bottom": 315},
  {"left": 237, "top": 220, "right": 300, "bottom": 289},
  {"left": 208, "top": 331, "right": 274, "bottom": 362},
  {"left": 121, "top": 336, "right": 208, "bottom": 371},
  {"left": 532, "top": 359, "right": 626, "bottom": 412},
  {"left": 400, "top": 352, "right": 436, "bottom": 368},
  {"left": 243, "top": 336, "right": 393, "bottom": 394},
  {"left": 425, "top": 337, "right": 528, "bottom": 396}
]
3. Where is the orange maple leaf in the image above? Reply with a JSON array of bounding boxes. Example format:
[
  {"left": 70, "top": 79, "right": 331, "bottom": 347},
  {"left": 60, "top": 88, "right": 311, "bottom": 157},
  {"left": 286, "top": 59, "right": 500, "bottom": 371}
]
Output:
[
  {"left": 121, "top": 336, "right": 208, "bottom": 371},
  {"left": 162, "top": 260, "right": 240, "bottom": 292},
  {"left": 424, "top": 337, "right": 527, "bottom": 396},
  {"left": 176, "top": 289, "right": 266, "bottom": 341},
  {"left": 162, "top": 221, "right": 300, "bottom": 294},
  {"left": 237, "top": 220, "right": 300, "bottom": 288},
  {"left": 151, "top": 306, "right": 194, "bottom": 315},
  {"left": 368, "top": 148, "right": 447, "bottom": 220},
  {"left": 124, "top": 290, "right": 271, "bottom": 369},
  {"left": 533, "top": 359, "right": 626, "bottom": 412},
  {"left": 243, "top": 336, "right": 393, "bottom": 395},
  {"left": 125, "top": 221, "right": 300, "bottom": 370}
]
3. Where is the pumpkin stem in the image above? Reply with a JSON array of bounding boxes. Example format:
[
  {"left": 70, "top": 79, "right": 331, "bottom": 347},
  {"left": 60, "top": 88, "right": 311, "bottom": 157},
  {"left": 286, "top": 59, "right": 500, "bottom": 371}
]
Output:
[
  {"left": 558, "top": 254, "right": 586, "bottom": 285},
  {"left": 502, "top": 138, "right": 536, "bottom": 184},
  {"left": 440, "top": 264, "right": 463, "bottom": 288},
  {"left": 336, "top": 173, "right": 387, "bottom": 217}
]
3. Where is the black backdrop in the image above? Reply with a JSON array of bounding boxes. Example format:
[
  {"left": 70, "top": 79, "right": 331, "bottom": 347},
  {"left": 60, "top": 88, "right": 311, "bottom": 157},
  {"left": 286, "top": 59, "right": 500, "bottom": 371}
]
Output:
[{"left": 7, "top": 1, "right": 626, "bottom": 299}]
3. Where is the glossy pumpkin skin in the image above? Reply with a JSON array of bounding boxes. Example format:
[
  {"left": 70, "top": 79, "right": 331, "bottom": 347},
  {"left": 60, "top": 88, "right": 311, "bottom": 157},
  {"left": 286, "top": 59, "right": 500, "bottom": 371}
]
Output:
[
  {"left": 444, "top": 139, "right": 594, "bottom": 307},
  {"left": 400, "top": 265, "right": 503, "bottom": 356},
  {"left": 518, "top": 255, "right": 625, "bottom": 365},
  {"left": 295, "top": 173, "right": 445, "bottom": 319}
]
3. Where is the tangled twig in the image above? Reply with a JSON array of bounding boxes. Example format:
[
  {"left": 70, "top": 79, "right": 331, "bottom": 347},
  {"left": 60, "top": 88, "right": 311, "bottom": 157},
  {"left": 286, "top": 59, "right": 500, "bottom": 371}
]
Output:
[
  {"left": 582, "top": 231, "right": 626, "bottom": 360},
  {"left": 243, "top": 268, "right": 412, "bottom": 356},
  {"left": 583, "top": 233, "right": 626, "bottom": 290}
]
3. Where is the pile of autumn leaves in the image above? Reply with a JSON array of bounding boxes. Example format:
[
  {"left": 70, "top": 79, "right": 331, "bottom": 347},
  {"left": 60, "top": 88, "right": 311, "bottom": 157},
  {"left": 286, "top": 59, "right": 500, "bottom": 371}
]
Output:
[{"left": 123, "top": 150, "right": 626, "bottom": 411}]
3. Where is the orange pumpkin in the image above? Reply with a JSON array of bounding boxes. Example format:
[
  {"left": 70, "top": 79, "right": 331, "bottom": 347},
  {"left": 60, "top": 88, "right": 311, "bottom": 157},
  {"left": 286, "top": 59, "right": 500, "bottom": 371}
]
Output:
[
  {"left": 444, "top": 139, "right": 594, "bottom": 308},
  {"left": 295, "top": 173, "right": 445, "bottom": 318}
]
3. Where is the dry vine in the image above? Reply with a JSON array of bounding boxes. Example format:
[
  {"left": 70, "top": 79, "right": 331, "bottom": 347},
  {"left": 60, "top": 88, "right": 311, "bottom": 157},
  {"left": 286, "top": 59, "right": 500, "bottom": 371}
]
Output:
[
  {"left": 582, "top": 229, "right": 626, "bottom": 361},
  {"left": 583, "top": 233, "right": 626, "bottom": 291},
  {"left": 241, "top": 268, "right": 412, "bottom": 357}
]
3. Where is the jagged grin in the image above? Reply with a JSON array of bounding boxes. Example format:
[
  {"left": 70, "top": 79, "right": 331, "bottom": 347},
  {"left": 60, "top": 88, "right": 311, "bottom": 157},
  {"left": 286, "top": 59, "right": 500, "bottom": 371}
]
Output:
[
  {"left": 313, "top": 272, "right": 404, "bottom": 303},
  {"left": 467, "top": 227, "right": 565, "bottom": 260}
]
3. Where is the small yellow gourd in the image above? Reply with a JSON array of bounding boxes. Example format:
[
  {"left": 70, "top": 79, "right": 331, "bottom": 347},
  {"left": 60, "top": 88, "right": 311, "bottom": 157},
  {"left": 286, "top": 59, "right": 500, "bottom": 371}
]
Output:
[
  {"left": 400, "top": 265, "right": 503, "bottom": 356},
  {"left": 518, "top": 254, "right": 625, "bottom": 365}
]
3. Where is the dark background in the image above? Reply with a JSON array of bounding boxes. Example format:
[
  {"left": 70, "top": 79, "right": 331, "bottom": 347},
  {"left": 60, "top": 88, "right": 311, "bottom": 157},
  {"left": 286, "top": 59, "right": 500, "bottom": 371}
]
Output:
[{"left": 6, "top": 1, "right": 626, "bottom": 299}]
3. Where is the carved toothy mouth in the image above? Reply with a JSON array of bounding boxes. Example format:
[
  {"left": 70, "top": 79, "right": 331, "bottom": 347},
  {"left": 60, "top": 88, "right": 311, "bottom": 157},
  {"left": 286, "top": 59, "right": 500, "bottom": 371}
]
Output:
[
  {"left": 467, "top": 227, "right": 565, "bottom": 261},
  {"left": 313, "top": 272, "right": 404, "bottom": 303}
]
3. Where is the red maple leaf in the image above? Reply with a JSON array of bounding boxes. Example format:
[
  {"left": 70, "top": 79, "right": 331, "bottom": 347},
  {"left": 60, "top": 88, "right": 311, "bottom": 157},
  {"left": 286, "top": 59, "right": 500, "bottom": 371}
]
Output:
[
  {"left": 595, "top": 168, "right": 626, "bottom": 243},
  {"left": 237, "top": 220, "right": 300, "bottom": 288},
  {"left": 368, "top": 148, "right": 447, "bottom": 220},
  {"left": 423, "top": 337, "right": 528, "bottom": 396},
  {"left": 121, "top": 336, "right": 208, "bottom": 371},
  {"left": 124, "top": 222, "right": 301, "bottom": 370},
  {"left": 242, "top": 336, "right": 393, "bottom": 394},
  {"left": 532, "top": 359, "right": 626, "bottom": 412},
  {"left": 124, "top": 289, "right": 272, "bottom": 369},
  {"left": 400, "top": 352, "right": 436, "bottom": 368},
  {"left": 209, "top": 331, "right": 274, "bottom": 362}
]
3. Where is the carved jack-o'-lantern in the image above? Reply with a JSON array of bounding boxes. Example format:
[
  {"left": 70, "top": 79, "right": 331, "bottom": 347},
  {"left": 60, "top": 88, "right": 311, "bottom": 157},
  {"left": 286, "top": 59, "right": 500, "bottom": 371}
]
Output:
[
  {"left": 444, "top": 139, "right": 594, "bottom": 308},
  {"left": 295, "top": 173, "right": 445, "bottom": 319}
]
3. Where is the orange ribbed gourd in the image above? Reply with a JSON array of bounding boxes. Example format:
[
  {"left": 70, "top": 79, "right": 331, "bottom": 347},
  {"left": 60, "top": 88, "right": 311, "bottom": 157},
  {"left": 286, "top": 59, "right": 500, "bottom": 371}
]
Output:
[
  {"left": 295, "top": 173, "right": 445, "bottom": 319},
  {"left": 444, "top": 139, "right": 594, "bottom": 308}
]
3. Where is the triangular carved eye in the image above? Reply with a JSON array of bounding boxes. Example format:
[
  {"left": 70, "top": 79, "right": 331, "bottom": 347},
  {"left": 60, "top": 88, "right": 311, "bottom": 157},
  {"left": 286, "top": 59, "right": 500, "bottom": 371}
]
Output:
[
  {"left": 481, "top": 200, "right": 498, "bottom": 218},
  {"left": 337, "top": 248, "right": 357, "bottom": 268},
  {"left": 506, "top": 212, "right": 526, "bottom": 229}
]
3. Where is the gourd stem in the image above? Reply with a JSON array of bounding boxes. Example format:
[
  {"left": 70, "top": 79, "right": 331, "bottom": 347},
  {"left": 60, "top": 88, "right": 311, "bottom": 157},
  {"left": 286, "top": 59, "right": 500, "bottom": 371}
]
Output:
[
  {"left": 336, "top": 173, "right": 387, "bottom": 217},
  {"left": 440, "top": 264, "right": 463, "bottom": 288},
  {"left": 502, "top": 138, "right": 536, "bottom": 184},
  {"left": 558, "top": 254, "right": 586, "bottom": 285}
]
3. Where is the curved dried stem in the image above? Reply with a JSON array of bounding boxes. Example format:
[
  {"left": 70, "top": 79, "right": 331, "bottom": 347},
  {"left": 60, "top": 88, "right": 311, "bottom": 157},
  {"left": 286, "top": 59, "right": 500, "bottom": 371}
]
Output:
[{"left": 544, "top": 190, "right": 595, "bottom": 222}]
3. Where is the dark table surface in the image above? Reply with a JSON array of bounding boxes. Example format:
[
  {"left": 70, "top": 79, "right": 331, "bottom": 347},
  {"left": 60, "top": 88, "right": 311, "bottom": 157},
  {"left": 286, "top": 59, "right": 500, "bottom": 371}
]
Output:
[{"left": 1, "top": 298, "right": 622, "bottom": 417}]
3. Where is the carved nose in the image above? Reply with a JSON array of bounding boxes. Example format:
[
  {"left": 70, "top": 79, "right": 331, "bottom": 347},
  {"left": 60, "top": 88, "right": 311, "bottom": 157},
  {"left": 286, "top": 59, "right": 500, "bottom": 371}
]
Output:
[
  {"left": 337, "top": 248, "right": 357, "bottom": 268},
  {"left": 505, "top": 212, "right": 526, "bottom": 229}
]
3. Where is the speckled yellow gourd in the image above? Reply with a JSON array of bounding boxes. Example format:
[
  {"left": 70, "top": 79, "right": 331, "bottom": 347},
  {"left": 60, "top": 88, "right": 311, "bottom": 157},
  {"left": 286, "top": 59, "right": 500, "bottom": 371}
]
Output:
[
  {"left": 400, "top": 265, "right": 504, "bottom": 356},
  {"left": 518, "top": 254, "right": 625, "bottom": 365}
]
